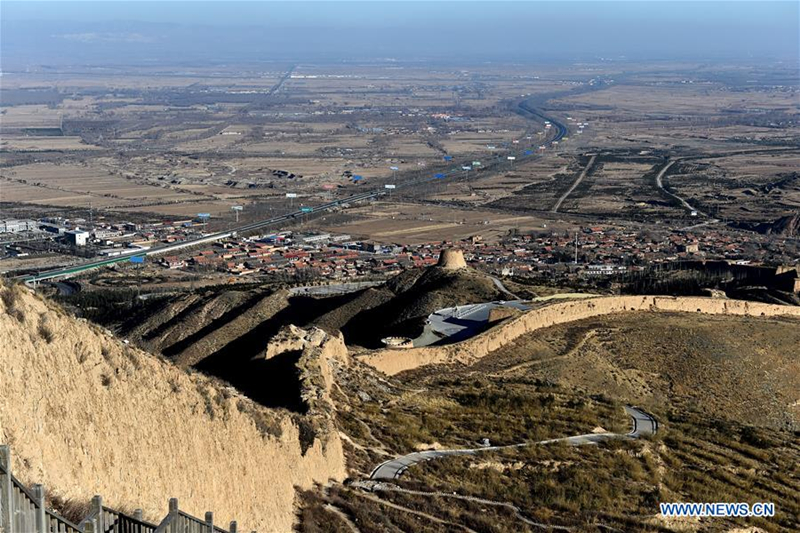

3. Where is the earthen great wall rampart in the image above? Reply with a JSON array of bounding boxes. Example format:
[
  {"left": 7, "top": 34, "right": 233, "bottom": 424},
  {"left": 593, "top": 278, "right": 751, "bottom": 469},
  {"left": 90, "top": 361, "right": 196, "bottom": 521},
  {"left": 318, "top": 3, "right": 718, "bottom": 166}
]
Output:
[
  {"left": 358, "top": 296, "right": 800, "bottom": 375},
  {"left": 0, "top": 283, "right": 347, "bottom": 533}
]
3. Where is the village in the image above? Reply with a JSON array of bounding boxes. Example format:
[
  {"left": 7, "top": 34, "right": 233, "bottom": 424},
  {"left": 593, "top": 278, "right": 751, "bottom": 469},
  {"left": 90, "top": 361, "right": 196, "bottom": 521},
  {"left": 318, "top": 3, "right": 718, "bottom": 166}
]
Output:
[
  {"left": 3, "top": 211, "right": 797, "bottom": 285},
  {"left": 89, "top": 223, "right": 800, "bottom": 283}
]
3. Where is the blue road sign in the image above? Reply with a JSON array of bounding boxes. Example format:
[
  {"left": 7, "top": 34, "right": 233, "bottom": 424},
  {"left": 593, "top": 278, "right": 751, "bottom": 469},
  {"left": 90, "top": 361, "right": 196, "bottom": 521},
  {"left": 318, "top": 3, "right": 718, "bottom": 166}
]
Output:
[
  {"left": 129, "top": 256, "right": 145, "bottom": 264},
  {"left": 352, "top": 175, "right": 363, "bottom": 181},
  {"left": 435, "top": 173, "right": 446, "bottom": 179},
  {"left": 443, "top": 156, "right": 452, "bottom": 161},
  {"left": 301, "top": 207, "right": 313, "bottom": 213}
]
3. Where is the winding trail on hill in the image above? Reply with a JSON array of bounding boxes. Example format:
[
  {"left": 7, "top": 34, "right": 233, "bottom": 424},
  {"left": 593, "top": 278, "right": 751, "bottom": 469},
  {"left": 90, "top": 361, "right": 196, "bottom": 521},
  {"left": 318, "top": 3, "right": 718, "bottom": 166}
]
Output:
[
  {"left": 350, "top": 491, "right": 480, "bottom": 532},
  {"left": 551, "top": 154, "right": 597, "bottom": 213},
  {"left": 369, "top": 406, "right": 657, "bottom": 481},
  {"left": 492, "top": 328, "right": 600, "bottom": 376},
  {"left": 350, "top": 483, "right": 573, "bottom": 531}
]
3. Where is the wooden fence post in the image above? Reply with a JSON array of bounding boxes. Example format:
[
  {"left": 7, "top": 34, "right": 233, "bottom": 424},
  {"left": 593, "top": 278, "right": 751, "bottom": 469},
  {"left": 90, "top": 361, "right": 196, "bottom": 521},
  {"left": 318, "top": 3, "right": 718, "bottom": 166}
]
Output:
[
  {"left": 168, "top": 498, "right": 179, "bottom": 533},
  {"left": 84, "top": 518, "right": 96, "bottom": 533},
  {"left": 0, "top": 446, "right": 12, "bottom": 533},
  {"left": 91, "top": 495, "right": 104, "bottom": 533},
  {"left": 31, "top": 485, "right": 46, "bottom": 533},
  {"left": 228, "top": 521, "right": 236, "bottom": 533},
  {"left": 204, "top": 512, "right": 213, "bottom": 533},
  {"left": 133, "top": 509, "right": 143, "bottom": 521}
]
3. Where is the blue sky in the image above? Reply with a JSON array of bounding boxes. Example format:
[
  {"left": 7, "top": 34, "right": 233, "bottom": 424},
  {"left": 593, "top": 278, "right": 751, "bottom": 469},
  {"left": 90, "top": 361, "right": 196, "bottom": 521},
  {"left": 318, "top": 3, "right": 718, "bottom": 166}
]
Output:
[
  {"left": 4, "top": 1, "right": 797, "bottom": 26},
  {"left": 2, "top": 2, "right": 798, "bottom": 63}
]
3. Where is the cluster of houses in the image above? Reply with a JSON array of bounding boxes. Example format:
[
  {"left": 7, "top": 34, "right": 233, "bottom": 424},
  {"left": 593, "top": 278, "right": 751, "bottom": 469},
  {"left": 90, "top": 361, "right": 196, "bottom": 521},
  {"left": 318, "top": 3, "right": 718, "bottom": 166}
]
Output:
[
  {"left": 5, "top": 213, "right": 795, "bottom": 287},
  {"left": 152, "top": 223, "right": 797, "bottom": 285},
  {"left": 162, "top": 232, "right": 441, "bottom": 279}
]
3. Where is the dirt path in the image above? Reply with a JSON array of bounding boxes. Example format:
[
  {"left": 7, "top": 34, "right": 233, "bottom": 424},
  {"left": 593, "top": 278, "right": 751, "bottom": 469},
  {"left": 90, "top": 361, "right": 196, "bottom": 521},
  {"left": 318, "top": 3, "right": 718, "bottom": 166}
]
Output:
[
  {"left": 551, "top": 154, "right": 597, "bottom": 213},
  {"left": 653, "top": 160, "right": 718, "bottom": 225},
  {"left": 372, "top": 222, "right": 460, "bottom": 238},
  {"left": 350, "top": 490, "right": 480, "bottom": 532},
  {"left": 324, "top": 503, "right": 361, "bottom": 533},
  {"left": 488, "top": 275, "right": 521, "bottom": 300},
  {"left": 352, "top": 482, "right": 573, "bottom": 531},
  {"left": 494, "top": 328, "right": 599, "bottom": 375}
]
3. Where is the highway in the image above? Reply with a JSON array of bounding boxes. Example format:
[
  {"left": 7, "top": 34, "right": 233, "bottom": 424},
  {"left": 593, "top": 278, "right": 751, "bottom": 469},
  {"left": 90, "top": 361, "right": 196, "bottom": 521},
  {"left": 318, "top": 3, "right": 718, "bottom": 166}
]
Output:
[
  {"left": 373, "top": 96, "right": 567, "bottom": 193},
  {"left": 19, "top": 100, "right": 568, "bottom": 285},
  {"left": 369, "top": 406, "right": 657, "bottom": 481}
]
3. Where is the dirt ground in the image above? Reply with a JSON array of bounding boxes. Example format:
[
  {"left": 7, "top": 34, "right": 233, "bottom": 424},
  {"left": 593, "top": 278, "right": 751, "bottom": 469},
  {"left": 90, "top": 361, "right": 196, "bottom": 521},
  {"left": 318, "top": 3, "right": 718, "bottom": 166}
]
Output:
[
  {"left": 2, "top": 61, "right": 797, "bottom": 231},
  {"left": 311, "top": 201, "right": 570, "bottom": 244}
]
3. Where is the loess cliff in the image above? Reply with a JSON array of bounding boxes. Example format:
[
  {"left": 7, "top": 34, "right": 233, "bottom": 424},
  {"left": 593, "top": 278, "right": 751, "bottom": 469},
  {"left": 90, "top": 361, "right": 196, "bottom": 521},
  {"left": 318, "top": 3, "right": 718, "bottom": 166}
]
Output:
[{"left": 0, "top": 282, "right": 347, "bottom": 533}]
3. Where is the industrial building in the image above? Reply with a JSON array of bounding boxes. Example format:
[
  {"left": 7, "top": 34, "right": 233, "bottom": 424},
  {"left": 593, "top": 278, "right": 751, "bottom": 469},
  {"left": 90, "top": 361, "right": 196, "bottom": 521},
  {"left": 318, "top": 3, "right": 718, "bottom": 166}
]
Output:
[
  {"left": 65, "top": 229, "right": 90, "bottom": 247},
  {"left": 0, "top": 220, "right": 37, "bottom": 233}
]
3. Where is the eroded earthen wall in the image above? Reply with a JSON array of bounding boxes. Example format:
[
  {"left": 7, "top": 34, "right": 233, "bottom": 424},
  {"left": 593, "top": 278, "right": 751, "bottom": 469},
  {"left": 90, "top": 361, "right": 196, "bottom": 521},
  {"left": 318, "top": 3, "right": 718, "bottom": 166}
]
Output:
[{"left": 359, "top": 296, "right": 800, "bottom": 375}]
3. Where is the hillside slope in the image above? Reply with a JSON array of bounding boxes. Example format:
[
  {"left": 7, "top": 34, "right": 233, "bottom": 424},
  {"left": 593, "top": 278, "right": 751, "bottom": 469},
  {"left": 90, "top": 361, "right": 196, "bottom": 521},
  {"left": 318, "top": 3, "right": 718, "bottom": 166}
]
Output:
[
  {"left": 342, "top": 265, "right": 508, "bottom": 346},
  {"left": 478, "top": 312, "right": 800, "bottom": 430},
  {"left": 0, "top": 282, "right": 347, "bottom": 533},
  {"left": 302, "top": 303, "right": 800, "bottom": 532}
]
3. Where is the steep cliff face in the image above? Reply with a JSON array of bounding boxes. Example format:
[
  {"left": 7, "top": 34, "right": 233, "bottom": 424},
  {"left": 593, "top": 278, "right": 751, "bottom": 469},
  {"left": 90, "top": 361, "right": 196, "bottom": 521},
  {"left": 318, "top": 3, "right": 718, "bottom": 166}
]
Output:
[
  {"left": 0, "top": 282, "right": 347, "bottom": 533},
  {"left": 360, "top": 295, "right": 800, "bottom": 375}
]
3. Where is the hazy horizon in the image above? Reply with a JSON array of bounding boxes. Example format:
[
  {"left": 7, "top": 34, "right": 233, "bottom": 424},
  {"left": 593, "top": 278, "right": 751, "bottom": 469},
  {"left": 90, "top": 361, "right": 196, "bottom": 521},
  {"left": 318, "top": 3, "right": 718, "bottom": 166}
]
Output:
[{"left": 2, "top": 1, "right": 798, "bottom": 67}]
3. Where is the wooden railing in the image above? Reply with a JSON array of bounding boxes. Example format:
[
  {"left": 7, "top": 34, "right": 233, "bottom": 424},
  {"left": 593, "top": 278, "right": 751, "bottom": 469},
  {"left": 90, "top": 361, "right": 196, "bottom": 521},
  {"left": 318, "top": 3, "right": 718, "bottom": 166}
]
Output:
[
  {"left": 1, "top": 446, "right": 83, "bottom": 533},
  {"left": 1, "top": 446, "right": 244, "bottom": 533},
  {"left": 100, "top": 505, "right": 157, "bottom": 533},
  {"left": 151, "top": 500, "right": 234, "bottom": 533},
  {"left": 78, "top": 496, "right": 159, "bottom": 533}
]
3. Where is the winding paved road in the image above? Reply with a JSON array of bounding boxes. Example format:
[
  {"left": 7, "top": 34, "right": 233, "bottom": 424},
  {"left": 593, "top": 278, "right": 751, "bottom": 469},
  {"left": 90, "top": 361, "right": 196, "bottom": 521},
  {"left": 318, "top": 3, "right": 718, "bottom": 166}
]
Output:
[
  {"left": 488, "top": 275, "right": 520, "bottom": 299},
  {"left": 654, "top": 159, "right": 719, "bottom": 227},
  {"left": 369, "top": 406, "right": 657, "bottom": 480}
]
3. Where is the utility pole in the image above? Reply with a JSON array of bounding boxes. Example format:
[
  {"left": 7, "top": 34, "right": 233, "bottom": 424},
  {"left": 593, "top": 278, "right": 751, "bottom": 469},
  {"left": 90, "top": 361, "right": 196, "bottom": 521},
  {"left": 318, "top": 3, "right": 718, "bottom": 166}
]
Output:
[
  {"left": 574, "top": 232, "right": 579, "bottom": 264},
  {"left": 231, "top": 205, "right": 243, "bottom": 224}
]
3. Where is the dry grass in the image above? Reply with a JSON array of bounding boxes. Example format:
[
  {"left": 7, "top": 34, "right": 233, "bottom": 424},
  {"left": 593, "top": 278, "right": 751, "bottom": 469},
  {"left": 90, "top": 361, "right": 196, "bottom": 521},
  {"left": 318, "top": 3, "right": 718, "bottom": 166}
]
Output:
[{"left": 302, "top": 309, "right": 799, "bottom": 532}]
